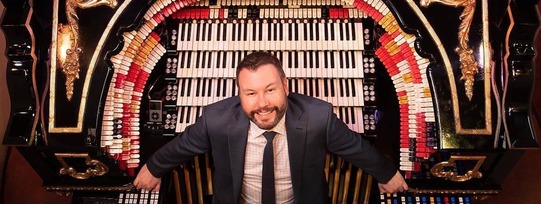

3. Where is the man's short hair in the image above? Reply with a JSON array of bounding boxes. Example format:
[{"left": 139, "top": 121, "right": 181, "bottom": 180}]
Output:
[{"left": 236, "top": 51, "right": 286, "bottom": 80}]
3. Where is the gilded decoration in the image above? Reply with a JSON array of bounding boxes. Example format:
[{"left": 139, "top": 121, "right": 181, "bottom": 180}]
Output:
[
  {"left": 55, "top": 153, "right": 109, "bottom": 179},
  {"left": 420, "top": 0, "right": 478, "bottom": 101},
  {"left": 57, "top": 0, "right": 118, "bottom": 101},
  {"left": 430, "top": 155, "right": 486, "bottom": 182}
]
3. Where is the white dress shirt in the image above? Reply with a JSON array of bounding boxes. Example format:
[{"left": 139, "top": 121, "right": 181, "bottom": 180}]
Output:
[{"left": 241, "top": 115, "right": 294, "bottom": 204}]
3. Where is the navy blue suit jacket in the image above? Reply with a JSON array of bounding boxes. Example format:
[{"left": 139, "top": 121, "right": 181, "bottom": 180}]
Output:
[{"left": 147, "top": 93, "right": 396, "bottom": 203}]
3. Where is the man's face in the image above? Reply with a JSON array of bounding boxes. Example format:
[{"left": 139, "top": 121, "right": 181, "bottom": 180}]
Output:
[{"left": 238, "top": 64, "right": 289, "bottom": 130}]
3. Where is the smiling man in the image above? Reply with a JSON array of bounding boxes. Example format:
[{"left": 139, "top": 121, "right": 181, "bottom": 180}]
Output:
[{"left": 134, "top": 51, "right": 408, "bottom": 203}]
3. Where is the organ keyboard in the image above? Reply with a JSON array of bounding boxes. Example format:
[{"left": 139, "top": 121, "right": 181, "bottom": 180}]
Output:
[
  {"left": 174, "top": 50, "right": 365, "bottom": 78},
  {"left": 118, "top": 190, "right": 161, "bottom": 204},
  {"left": 174, "top": 78, "right": 364, "bottom": 106},
  {"left": 1, "top": 0, "right": 539, "bottom": 203}
]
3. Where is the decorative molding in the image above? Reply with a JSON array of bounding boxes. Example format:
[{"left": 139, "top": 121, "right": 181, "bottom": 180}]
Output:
[
  {"left": 431, "top": 155, "right": 486, "bottom": 182},
  {"left": 420, "top": 0, "right": 478, "bottom": 101},
  {"left": 55, "top": 153, "right": 109, "bottom": 179}
]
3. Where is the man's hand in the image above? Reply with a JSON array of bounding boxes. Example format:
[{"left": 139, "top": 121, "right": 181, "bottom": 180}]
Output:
[
  {"left": 133, "top": 164, "right": 161, "bottom": 192},
  {"left": 378, "top": 171, "right": 408, "bottom": 194}
]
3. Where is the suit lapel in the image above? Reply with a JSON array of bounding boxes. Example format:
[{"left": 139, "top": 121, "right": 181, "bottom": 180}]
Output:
[
  {"left": 285, "top": 98, "right": 307, "bottom": 201},
  {"left": 228, "top": 108, "right": 250, "bottom": 203}
]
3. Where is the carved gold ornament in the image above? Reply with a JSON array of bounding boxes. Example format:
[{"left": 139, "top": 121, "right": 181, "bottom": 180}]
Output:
[
  {"left": 420, "top": 0, "right": 478, "bottom": 101},
  {"left": 56, "top": 0, "right": 118, "bottom": 101},
  {"left": 430, "top": 155, "right": 485, "bottom": 182},
  {"left": 55, "top": 153, "right": 109, "bottom": 179}
]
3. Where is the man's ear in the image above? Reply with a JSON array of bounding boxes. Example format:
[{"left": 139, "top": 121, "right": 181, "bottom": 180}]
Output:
[{"left": 283, "top": 78, "right": 289, "bottom": 96}]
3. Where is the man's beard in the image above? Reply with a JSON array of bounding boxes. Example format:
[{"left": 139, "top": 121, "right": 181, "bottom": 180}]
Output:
[{"left": 247, "top": 102, "right": 287, "bottom": 130}]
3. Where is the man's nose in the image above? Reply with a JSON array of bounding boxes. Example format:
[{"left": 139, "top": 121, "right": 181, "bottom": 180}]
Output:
[{"left": 257, "top": 94, "right": 270, "bottom": 108}]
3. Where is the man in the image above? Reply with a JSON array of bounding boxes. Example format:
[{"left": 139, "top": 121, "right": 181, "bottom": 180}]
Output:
[{"left": 135, "top": 51, "right": 408, "bottom": 203}]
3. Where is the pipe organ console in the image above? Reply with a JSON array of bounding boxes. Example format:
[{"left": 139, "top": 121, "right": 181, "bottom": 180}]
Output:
[{"left": 1, "top": 0, "right": 540, "bottom": 203}]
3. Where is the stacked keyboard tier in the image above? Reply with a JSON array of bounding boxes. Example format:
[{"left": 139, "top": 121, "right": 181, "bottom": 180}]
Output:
[{"left": 168, "top": 2, "right": 378, "bottom": 137}]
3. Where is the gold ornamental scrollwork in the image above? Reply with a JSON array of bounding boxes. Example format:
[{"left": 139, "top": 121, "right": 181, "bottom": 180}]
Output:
[
  {"left": 57, "top": 0, "right": 118, "bottom": 101},
  {"left": 431, "top": 155, "right": 485, "bottom": 182},
  {"left": 420, "top": 0, "right": 478, "bottom": 101},
  {"left": 55, "top": 153, "right": 109, "bottom": 179}
]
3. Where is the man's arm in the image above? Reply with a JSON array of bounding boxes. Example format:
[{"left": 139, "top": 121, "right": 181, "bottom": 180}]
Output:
[
  {"left": 378, "top": 171, "right": 409, "bottom": 194},
  {"left": 134, "top": 164, "right": 161, "bottom": 192},
  {"left": 134, "top": 111, "right": 212, "bottom": 191}
]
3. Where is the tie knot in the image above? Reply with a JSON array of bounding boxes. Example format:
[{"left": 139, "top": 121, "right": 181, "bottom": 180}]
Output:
[{"left": 262, "top": 131, "right": 277, "bottom": 141}]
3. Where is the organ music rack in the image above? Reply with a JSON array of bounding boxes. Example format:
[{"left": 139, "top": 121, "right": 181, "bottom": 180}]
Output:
[{"left": 1, "top": 0, "right": 540, "bottom": 203}]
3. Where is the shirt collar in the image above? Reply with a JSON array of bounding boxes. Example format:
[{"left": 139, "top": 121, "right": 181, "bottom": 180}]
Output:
[{"left": 249, "top": 114, "right": 287, "bottom": 138}]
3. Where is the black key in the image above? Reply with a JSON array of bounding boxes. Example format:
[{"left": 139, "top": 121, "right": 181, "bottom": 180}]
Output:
[
  {"left": 330, "top": 22, "right": 335, "bottom": 41},
  {"left": 315, "top": 51, "right": 320, "bottom": 68},
  {"left": 221, "top": 79, "right": 227, "bottom": 97},
  {"left": 258, "top": 21, "right": 263, "bottom": 41},
  {"left": 330, "top": 79, "right": 335, "bottom": 97},
  {"left": 344, "top": 51, "right": 350, "bottom": 69},
  {"left": 339, "top": 22, "right": 344, "bottom": 41},
  {"left": 179, "top": 23, "right": 186, "bottom": 41},
  {"left": 273, "top": 22, "right": 278, "bottom": 41},
  {"left": 344, "top": 107, "right": 350, "bottom": 124},
  {"left": 223, "top": 23, "right": 227, "bottom": 42},
  {"left": 339, "top": 51, "right": 344, "bottom": 69},
  {"left": 195, "top": 51, "right": 201, "bottom": 68},
  {"left": 303, "top": 23, "right": 308, "bottom": 41},
  {"left": 180, "top": 78, "right": 187, "bottom": 96},
  {"left": 222, "top": 51, "right": 227, "bottom": 68},
  {"left": 303, "top": 79, "right": 308, "bottom": 95},
  {"left": 207, "top": 22, "right": 212, "bottom": 41},
  {"left": 294, "top": 22, "right": 299, "bottom": 41},
  {"left": 308, "top": 51, "right": 313, "bottom": 68},
  {"left": 231, "top": 52, "right": 236, "bottom": 70},
  {"left": 268, "top": 21, "right": 272, "bottom": 41},
  {"left": 186, "top": 78, "right": 193, "bottom": 97},
  {"left": 323, "top": 79, "right": 329, "bottom": 97},
  {"left": 185, "top": 107, "right": 192, "bottom": 123},
  {"left": 252, "top": 22, "right": 257, "bottom": 41},
  {"left": 216, "top": 51, "right": 221, "bottom": 68},
  {"left": 288, "top": 23, "right": 293, "bottom": 41},
  {"left": 350, "top": 107, "right": 356, "bottom": 124},
  {"left": 351, "top": 21, "right": 356, "bottom": 41},
  {"left": 350, "top": 79, "right": 356, "bottom": 97},
  {"left": 345, "top": 21, "right": 350, "bottom": 41},
  {"left": 279, "top": 22, "right": 283, "bottom": 41},
  {"left": 288, "top": 78, "right": 293, "bottom": 93},
  {"left": 187, "top": 23, "right": 192, "bottom": 41},
  {"left": 232, "top": 23, "right": 236, "bottom": 41},
  {"left": 186, "top": 52, "right": 192, "bottom": 69},
  {"left": 216, "top": 23, "right": 222, "bottom": 41},
  {"left": 350, "top": 51, "right": 356, "bottom": 68},
  {"left": 315, "top": 78, "right": 320, "bottom": 97},
  {"left": 339, "top": 79, "right": 344, "bottom": 97},
  {"left": 315, "top": 22, "right": 320, "bottom": 41},
  {"left": 179, "top": 107, "right": 186, "bottom": 123},
  {"left": 330, "top": 51, "right": 335, "bottom": 69},
  {"left": 216, "top": 78, "right": 222, "bottom": 97},
  {"left": 304, "top": 51, "right": 308, "bottom": 68},
  {"left": 288, "top": 51, "right": 292, "bottom": 68},
  {"left": 230, "top": 79, "right": 236, "bottom": 96},
  {"left": 196, "top": 22, "right": 202, "bottom": 41},
  {"left": 195, "top": 78, "right": 201, "bottom": 97},
  {"left": 294, "top": 51, "right": 299, "bottom": 68},
  {"left": 309, "top": 22, "right": 314, "bottom": 41}
]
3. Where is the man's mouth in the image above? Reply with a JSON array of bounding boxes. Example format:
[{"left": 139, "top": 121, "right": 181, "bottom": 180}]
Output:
[{"left": 257, "top": 111, "right": 273, "bottom": 116}]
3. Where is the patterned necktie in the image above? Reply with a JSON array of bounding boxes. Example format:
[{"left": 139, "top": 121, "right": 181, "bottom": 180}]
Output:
[{"left": 261, "top": 131, "right": 277, "bottom": 204}]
